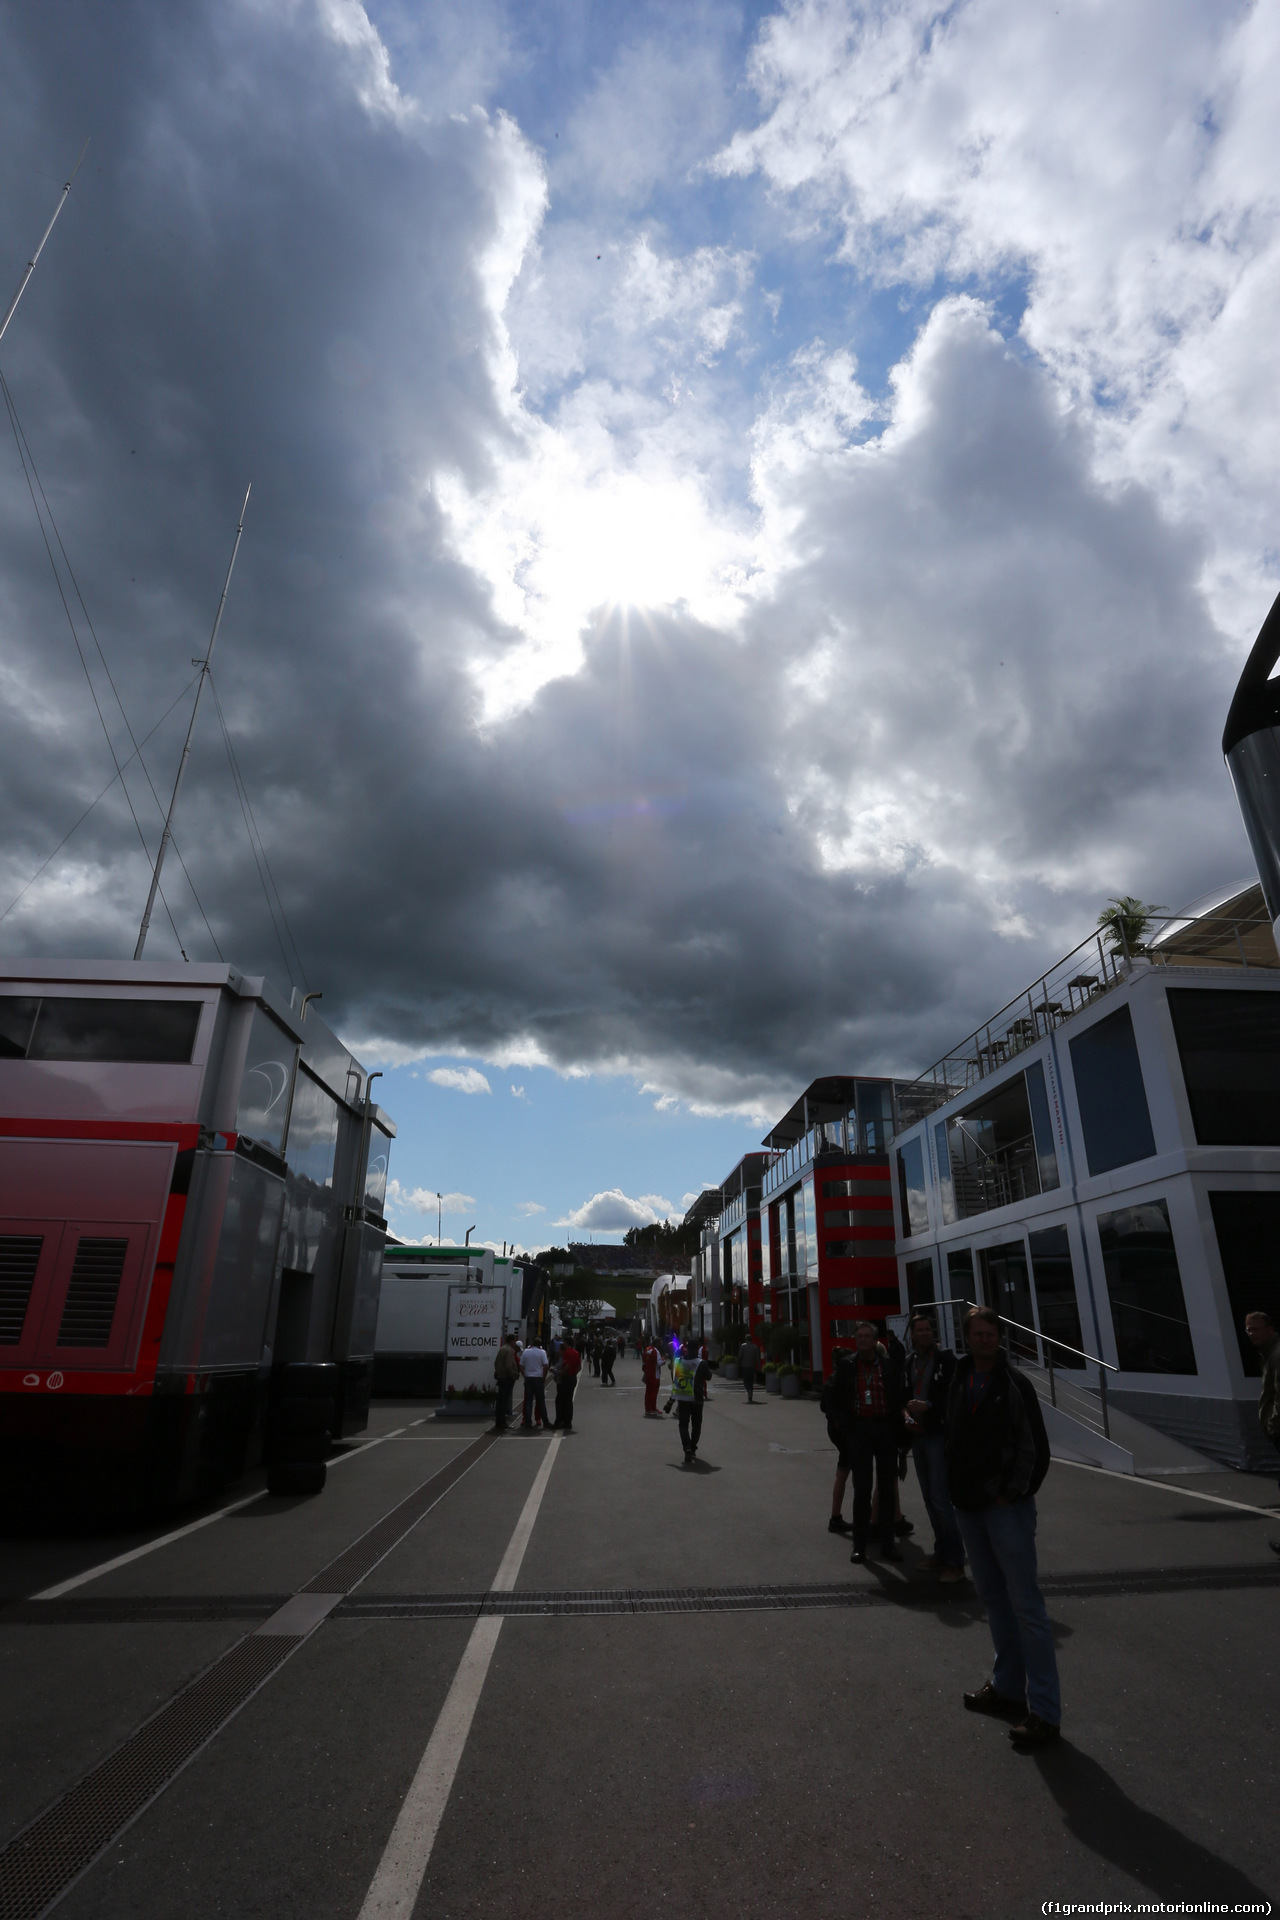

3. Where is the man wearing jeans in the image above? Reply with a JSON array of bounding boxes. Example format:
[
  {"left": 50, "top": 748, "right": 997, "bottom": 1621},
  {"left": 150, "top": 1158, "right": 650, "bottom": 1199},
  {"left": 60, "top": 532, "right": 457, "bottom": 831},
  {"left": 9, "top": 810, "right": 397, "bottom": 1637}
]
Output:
[
  {"left": 904, "top": 1312, "right": 965, "bottom": 1583},
  {"left": 946, "top": 1306, "right": 1058, "bottom": 1752},
  {"left": 519, "top": 1339, "right": 552, "bottom": 1431}
]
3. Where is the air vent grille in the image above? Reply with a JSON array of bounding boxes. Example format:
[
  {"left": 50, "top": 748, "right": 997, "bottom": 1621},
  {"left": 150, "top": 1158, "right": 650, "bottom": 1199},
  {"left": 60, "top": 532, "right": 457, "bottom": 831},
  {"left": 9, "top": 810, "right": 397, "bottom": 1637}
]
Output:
[
  {"left": 56, "top": 1238, "right": 128, "bottom": 1348},
  {"left": 0, "top": 1236, "right": 42, "bottom": 1345}
]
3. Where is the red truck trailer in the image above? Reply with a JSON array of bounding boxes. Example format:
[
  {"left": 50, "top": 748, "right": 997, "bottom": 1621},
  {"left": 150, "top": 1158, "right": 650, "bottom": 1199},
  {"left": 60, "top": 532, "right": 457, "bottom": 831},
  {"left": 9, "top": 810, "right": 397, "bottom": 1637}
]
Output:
[{"left": 0, "top": 958, "right": 394, "bottom": 1516}]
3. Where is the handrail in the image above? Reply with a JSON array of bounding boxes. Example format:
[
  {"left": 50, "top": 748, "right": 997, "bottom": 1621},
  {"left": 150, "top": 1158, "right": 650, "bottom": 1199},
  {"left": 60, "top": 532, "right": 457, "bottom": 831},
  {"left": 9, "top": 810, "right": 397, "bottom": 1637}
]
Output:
[
  {"left": 990, "top": 1311, "right": 1117, "bottom": 1373},
  {"left": 913, "top": 1297, "right": 1115, "bottom": 1434}
]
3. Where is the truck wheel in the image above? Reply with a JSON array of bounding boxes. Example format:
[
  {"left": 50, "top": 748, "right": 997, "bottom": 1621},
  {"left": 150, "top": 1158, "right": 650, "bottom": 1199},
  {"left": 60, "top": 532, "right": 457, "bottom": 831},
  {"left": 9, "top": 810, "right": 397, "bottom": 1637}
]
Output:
[{"left": 267, "top": 1460, "right": 327, "bottom": 1496}]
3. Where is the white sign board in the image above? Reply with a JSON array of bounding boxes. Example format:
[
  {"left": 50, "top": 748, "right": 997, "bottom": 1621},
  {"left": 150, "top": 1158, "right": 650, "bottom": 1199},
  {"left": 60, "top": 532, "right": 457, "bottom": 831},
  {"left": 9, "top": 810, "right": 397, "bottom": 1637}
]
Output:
[{"left": 444, "top": 1285, "right": 505, "bottom": 1396}]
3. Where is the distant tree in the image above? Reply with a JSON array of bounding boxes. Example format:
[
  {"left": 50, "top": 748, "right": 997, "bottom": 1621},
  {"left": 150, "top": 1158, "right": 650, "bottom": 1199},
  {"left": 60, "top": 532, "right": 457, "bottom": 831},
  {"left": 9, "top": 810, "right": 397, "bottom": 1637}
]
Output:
[
  {"left": 623, "top": 1218, "right": 701, "bottom": 1257},
  {"left": 1097, "top": 895, "right": 1163, "bottom": 957}
]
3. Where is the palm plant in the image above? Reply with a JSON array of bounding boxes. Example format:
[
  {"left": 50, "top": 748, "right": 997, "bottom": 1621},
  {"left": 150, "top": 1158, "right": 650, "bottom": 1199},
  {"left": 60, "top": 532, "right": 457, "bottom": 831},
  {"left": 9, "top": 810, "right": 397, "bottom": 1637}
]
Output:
[{"left": 1097, "top": 895, "right": 1163, "bottom": 956}]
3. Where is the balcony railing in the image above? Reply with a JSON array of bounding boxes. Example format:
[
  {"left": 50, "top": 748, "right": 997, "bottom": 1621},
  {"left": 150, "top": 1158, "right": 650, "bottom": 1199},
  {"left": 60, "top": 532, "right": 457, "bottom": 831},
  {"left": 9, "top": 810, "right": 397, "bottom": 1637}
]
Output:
[{"left": 900, "top": 909, "right": 1279, "bottom": 1108}]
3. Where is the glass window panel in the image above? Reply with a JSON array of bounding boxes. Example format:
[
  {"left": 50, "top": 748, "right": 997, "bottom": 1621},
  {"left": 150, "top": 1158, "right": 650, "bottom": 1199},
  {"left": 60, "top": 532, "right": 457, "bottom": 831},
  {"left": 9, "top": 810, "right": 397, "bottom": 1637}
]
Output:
[
  {"left": 27, "top": 997, "right": 202, "bottom": 1064},
  {"left": 980, "top": 1241, "right": 1038, "bottom": 1361},
  {"left": 285, "top": 1067, "right": 340, "bottom": 1191},
  {"left": 934, "top": 1120, "right": 956, "bottom": 1225},
  {"left": 1027, "top": 1224, "right": 1085, "bottom": 1366},
  {"left": 800, "top": 1178, "right": 817, "bottom": 1276},
  {"left": 1069, "top": 1005, "right": 1156, "bottom": 1176},
  {"left": 945, "top": 1074, "right": 1039, "bottom": 1220},
  {"left": 896, "top": 1136, "right": 929, "bottom": 1238},
  {"left": 235, "top": 1007, "right": 298, "bottom": 1153},
  {"left": 1097, "top": 1198, "right": 1197, "bottom": 1374},
  {"left": 905, "top": 1256, "right": 935, "bottom": 1310},
  {"left": 1206, "top": 1190, "right": 1280, "bottom": 1373},
  {"left": 1023, "top": 1061, "right": 1061, "bottom": 1193},
  {"left": 0, "top": 997, "right": 40, "bottom": 1059},
  {"left": 1167, "top": 988, "right": 1280, "bottom": 1146},
  {"left": 363, "top": 1124, "right": 392, "bottom": 1211}
]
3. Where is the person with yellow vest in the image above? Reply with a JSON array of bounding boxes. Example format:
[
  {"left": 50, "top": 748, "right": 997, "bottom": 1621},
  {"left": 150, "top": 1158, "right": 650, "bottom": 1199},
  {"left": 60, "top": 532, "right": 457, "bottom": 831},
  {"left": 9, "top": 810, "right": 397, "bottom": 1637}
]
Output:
[{"left": 672, "top": 1341, "right": 712, "bottom": 1464}]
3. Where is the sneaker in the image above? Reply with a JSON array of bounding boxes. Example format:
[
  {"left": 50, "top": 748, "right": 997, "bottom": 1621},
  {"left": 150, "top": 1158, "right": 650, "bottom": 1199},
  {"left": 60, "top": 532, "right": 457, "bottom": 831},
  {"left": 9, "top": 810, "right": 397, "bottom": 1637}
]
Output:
[
  {"left": 938, "top": 1566, "right": 966, "bottom": 1584},
  {"left": 828, "top": 1516, "right": 853, "bottom": 1535},
  {"left": 850, "top": 1548, "right": 866, "bottom": 1564},
  {"left": 1008, "top": 1712, "right": 1061, "bottom": 1752},
  {"left": 894, "top": 1516, "right": 914, "bottom": 1536},
  {"left": 963, "top": 1682, "right": 1026, "bottom": 1721}
]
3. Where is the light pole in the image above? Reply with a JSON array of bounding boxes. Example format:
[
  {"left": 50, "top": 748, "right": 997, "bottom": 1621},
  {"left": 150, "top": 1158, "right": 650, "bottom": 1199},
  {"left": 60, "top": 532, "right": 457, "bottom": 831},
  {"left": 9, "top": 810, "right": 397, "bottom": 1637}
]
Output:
[{"left": 437, "top": 1192, "right": 442, "bottom": 1247}]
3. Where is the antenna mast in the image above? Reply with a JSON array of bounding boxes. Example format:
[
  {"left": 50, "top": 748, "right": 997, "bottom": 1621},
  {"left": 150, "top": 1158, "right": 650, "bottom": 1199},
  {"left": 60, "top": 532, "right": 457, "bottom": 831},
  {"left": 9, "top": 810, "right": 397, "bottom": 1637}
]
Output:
[
  {"left": 134, "top": 485, "right": 251, "bottom": 960},
  {"left": 0, "top": 140, "right": 89, "bottom": 349}
]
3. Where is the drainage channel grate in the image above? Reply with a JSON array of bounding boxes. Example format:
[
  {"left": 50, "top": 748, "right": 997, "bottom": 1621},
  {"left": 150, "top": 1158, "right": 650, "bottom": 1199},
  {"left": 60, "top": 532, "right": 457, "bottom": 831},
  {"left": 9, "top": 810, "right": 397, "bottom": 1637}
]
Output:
[
  {"left": 301, "top": 1430, "right": 496, "bottom": 1594},
  {"left": 0, "top": 1633, "right": 299, "bottom": 1920},
  {"left": 335, "top": 1582, "right": 877, "bottom": 1619}
]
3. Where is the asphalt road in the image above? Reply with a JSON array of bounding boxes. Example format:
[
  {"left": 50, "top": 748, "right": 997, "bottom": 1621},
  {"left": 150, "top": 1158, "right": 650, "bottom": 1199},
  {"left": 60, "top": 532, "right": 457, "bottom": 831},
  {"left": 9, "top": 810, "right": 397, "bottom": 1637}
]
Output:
[{"left": 3, "top": 1350, "right": 1278, "bottom": 1919}]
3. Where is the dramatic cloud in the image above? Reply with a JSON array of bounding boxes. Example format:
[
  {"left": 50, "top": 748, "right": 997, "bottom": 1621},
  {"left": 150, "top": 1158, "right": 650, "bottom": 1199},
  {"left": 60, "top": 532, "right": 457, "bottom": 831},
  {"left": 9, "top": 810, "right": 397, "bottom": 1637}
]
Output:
[
  {"left": 556, "top": 1189, "right": 675, "bottom": 1232},
  {"left": 0, "top": 0, "right": 1275, "bottom": 1131}
]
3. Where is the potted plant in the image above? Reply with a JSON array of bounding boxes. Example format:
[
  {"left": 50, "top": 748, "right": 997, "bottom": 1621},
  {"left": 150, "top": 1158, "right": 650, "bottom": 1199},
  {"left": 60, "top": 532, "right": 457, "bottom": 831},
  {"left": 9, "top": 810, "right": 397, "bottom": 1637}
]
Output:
[
  {"left": 764, "top": 1361, "right": 782, "bottom": 1395},
  {"left": 719, "top": 1354, "right": 739, "bottom": 1380},
  {"left": 779, "top": 1362, "right": 803, "bottom": 1400}
]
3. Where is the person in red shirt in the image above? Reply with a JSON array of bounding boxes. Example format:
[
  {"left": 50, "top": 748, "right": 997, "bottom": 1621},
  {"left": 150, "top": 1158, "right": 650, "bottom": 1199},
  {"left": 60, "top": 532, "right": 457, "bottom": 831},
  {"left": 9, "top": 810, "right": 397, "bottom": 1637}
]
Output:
[
  {"left": 641, "top": 1338, "right": 662, "bottom": 1416},
  {"left": 553, "top": 1337, "right": 582, "bottom": 1432}
]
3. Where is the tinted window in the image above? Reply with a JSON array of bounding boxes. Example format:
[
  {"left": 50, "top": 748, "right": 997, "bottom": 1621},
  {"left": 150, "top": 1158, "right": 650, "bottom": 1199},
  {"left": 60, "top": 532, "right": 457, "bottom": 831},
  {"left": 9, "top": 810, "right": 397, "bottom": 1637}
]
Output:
[
  {"left": 235, "top": 1007, "right": 298, "bottom": 1153},
  {"left": 980, "top": 1240, "right": 1037, "bottom": 1361},
  {"left": 934, "top": 1120, "right": 956, "bottom": 1225},
  {"left": 896, "top": 1136, "right": 929, "bottom": 1238},
  {"left": 364, "top": 1124, "right": 392, "bottom": 1211},
  {"left": 1069, "top": 1005, "right": 1156, "bottom": 1176},
  {"left": 24, "top": 998, "right": 202, "bottom": 1063},
  {"left": 0, "top": 998, "right": 39, "bottom": 1059},
  {"left": 945, "top": 1072, "right": 1040, "bottom": 1219},
  {"left": 286, "top": 1067, "right": 340, "bottom": 1190},
  {"left": 1024, "top": 1060, "right": 1061, "bottom": 1193},
  {"left": 1097, "top": 1198, "right": 1197, "bottom": 1374},
  {"left": 905, "top": 1256, "right": 935, "bottom": 1310},
  {"left": 1207, "top": 1190, "right": 1280, "bottom": 1373},
  {"left": 1167, "top": 988, "right": 1280, "bottom": 1146},
  {"left": 1027, "top": 1224, "right": 1085, "bottom": 1366}
]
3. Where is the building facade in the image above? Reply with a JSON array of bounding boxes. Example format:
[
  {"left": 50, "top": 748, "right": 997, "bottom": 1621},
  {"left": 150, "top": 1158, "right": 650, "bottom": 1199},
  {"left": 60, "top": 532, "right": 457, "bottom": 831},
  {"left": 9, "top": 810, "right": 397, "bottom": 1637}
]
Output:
[{"left": 891, "top": 898, "right": 1280, "bottom": 1469}]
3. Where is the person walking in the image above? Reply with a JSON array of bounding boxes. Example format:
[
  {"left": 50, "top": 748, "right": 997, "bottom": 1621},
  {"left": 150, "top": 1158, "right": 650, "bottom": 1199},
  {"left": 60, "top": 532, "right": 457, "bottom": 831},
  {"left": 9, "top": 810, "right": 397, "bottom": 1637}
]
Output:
[
  {"left": 820, "top": 1347, "right": 857, "bottom": 1534},
  {"left": 904, "top": 1312, "right": 965, "bottom": 1582},
  {"left": 672, "top": 1343, "right": 711, "bottom": 1463},
  {"left": 552, "top": 1334, "right": 581, "bottom": 1432},
  {"left": 738, "top": 1331, "right": 761, "bottom": 1403},
  {"left": 642, "top": 1337, "right": 662, "bottom": 1416},
  {"left": 519, "top": 1338, "right": 552, "bottom": 1432},
  {"left": 1245, "top": 1310, "right": 1280, "bottom": 1554},
  {"left": 947, "top": 1305, "right": 1059, "bottom": 1752},
  {"left": 493, "top": 1334, "right": 520, "bottom": 1432},
  {"left": 601, "top": 1335, "right": 617, "bottom": 1385},
  {"left": 844, "top": 1321, "right": 906, "bottom": 1564}
]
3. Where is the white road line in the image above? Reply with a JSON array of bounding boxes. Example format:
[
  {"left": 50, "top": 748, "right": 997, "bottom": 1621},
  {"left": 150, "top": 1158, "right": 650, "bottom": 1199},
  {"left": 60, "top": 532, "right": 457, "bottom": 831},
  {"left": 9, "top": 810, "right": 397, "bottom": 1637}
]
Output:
[
  {"left": 33, "top": 1422, "right": 418, "bottom": 1600},
  {"left": 357, "top": 1436, "right": 562, "bottom": 1920},
  {"left": 1055, "top": 1456, "right": 1280, "bottom": 1518}
]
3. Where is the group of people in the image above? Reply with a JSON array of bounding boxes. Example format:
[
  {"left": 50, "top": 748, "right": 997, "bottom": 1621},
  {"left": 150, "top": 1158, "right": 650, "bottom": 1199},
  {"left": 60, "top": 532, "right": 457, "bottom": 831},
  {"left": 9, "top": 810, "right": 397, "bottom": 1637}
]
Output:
[
  {"left": 490, "top": 1327, "right": 623, "bottom": 1434},
  {"left": 823, "top": 1307, "right": 1059, "bottom": 1752}
]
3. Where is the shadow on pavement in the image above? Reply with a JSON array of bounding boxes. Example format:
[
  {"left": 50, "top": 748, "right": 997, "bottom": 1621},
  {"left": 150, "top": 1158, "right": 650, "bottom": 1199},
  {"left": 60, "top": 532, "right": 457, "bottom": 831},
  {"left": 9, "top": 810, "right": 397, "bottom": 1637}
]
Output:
[
  {"left": 1035, "top": 1743, "right": 1271, "bottom": 1902},
  {"left": 665, "top": 1460, "right": 723, "bottom": 1475}
]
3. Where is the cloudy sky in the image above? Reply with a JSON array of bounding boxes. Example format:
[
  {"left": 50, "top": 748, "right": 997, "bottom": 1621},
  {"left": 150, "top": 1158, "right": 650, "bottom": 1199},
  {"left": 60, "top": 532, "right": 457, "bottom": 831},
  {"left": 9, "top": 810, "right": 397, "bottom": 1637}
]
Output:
[{"left": 1, "top": 0, "right": 1278, "bottom": 1249}]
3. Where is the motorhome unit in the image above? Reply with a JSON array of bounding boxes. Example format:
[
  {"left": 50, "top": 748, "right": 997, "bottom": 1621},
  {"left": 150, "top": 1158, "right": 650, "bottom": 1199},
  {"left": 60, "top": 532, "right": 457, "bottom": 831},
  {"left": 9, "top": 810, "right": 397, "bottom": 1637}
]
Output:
[
  {"left": 0, "top": 958, "right": 394, "bottom": 1511},
  {"left": 373, "top": 1245, "right": 523, "bottom": 1398}
]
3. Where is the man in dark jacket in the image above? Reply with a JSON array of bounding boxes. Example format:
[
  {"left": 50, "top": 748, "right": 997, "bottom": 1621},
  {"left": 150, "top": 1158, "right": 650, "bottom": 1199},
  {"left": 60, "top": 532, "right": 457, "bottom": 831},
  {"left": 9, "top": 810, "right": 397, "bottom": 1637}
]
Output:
[
  {"left": 904, "top": 1312, "right": 964, "bottom": 1581},
  {"left": 841, "top": 1321, "right": 906, "bottom": 1564},
  {"left": 946, "top": 1306, "right": 1059, "bottom": 1751}
]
